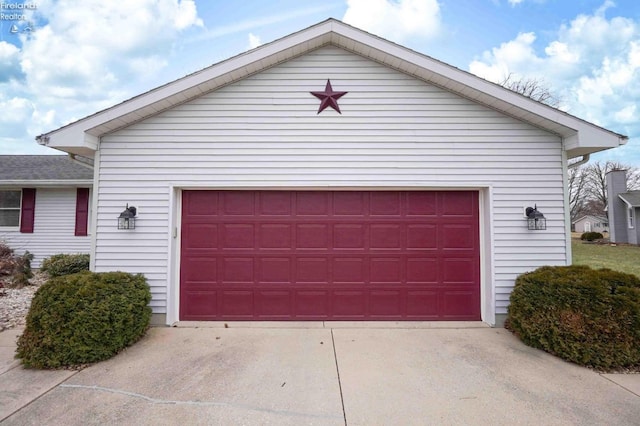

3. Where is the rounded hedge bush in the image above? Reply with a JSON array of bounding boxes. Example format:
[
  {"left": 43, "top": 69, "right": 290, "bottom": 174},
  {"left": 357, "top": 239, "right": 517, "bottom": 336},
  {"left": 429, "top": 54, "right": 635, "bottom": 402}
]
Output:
[
  {"left": 40, "top": 253, "right": 90, "bottom": 277},
  {"left": 580, "top": 232, "right": 604, "bottom": 241},
  {"left": 506, "top": 265, "right": 640, "bottom": 370},
  {"left": 16, "top": 271, "right": 152, "bottom": 369}
]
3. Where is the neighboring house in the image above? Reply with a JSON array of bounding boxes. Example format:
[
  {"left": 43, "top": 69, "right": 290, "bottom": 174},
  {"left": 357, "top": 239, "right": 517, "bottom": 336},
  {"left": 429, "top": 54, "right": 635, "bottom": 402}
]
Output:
[
  {"left": 0, "top": 155, "right": 93, "bottom": 267},
  {"left": 572, "top": 215, "right": 609, "bottom": 234},
  {"left": 607, "top": 170, "right": 640, "bottom": 245},
  {"left": 35, "top": 19, "right": 626, "bottom": 326}
]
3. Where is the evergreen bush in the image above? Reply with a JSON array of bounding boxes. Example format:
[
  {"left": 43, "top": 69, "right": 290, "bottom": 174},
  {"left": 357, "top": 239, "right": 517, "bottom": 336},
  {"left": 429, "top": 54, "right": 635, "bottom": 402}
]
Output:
[
  {"left": 40, "top": 253, "right": 90, "bottom": 277},
  {"left": 580, "top": 232, "right": 604, "bottom": 241},
  {"left": 506, "top": 265, "right": 640, "bottom": 370},
  {"left": 16, "top": 271, "right": 151, "bottom": 369}
]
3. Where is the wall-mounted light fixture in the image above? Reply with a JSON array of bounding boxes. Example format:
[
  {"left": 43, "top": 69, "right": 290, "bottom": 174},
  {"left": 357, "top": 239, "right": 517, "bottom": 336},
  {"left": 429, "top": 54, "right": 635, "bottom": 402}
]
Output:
[
  {"left": 118, "top": 204, "right": 137, "bottom": 230},
  {"left": 525, "top": 205, "right": 546, "bottom": 230}
]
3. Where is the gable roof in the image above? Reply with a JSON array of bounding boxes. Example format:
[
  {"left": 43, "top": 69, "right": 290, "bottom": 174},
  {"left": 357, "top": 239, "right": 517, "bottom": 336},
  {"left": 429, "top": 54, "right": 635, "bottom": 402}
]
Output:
[
  {"left": 571, "top": 214, "right": 608, "bottom": 224},
  {"left": 619, "top": 192, "right": 640, "bottom": 208},
  {"left": 0, "top": 155, "right": 93, "bottom": 184},
  {"left": 37, "top": 18, "right": 627, "bottom": 159}
]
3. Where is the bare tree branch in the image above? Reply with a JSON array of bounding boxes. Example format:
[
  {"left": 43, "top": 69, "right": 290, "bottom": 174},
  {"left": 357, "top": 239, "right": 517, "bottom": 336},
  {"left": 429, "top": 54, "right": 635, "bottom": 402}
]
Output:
[
  {"left": 499, "top": 73, "right": 562, "bottom": 108},
  {"left": 568, "top": 161, "right": 640, "bottom": 222}
]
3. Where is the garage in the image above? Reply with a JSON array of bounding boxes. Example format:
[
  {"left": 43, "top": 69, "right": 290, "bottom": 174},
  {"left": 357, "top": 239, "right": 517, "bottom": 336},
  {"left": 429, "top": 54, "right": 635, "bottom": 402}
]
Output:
[{"left": 180, "top": 190, "right": 480, "bottom": 321}]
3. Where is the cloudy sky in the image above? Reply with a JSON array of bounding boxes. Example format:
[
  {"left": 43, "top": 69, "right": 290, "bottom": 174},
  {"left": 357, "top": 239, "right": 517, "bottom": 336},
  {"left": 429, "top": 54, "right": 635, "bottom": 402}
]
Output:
[{"left": 1, "top": 0, "right": 639, "bottom": 165}]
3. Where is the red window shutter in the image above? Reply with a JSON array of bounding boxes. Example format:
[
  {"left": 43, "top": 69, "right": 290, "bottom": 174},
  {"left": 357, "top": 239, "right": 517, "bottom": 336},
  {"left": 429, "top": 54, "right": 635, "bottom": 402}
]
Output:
[
  {"left": 20, "top": 188, "right": 36, "bottom": 233},
  {"left": 75, "top": 188, "right": 90, "bottom": 236}
]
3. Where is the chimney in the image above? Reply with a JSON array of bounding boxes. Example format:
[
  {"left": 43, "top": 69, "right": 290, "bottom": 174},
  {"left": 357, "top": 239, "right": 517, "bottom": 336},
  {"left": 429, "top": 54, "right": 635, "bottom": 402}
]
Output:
[{"left": 606, "top": 170, "right": 628, "bottom": 243}]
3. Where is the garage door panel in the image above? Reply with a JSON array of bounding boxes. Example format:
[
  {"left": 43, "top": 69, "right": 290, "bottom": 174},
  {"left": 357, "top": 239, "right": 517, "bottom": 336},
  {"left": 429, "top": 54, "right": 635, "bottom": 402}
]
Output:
[
  {"left": 184, "top": 224, "right": 218, "bottom": 248},
  {"left": 183, "top": 258, "right": 217, "bottom": 282},
  {"left": 259, "top": 192, "right": 291, "bottom": 215},
  {"left": 296, "top": 224, "right": 329, "bottom": 248},
  {"left": 407, "top": 224, "right": 437, "bottom": 249},
  {"left": 406, "top": 257, "right": 438, "bottom": 283},
  {"left": 222, "top": 257, "right": 254, "bottom": 283},
  {"left": 181, "top": 291, "right": 218, "bottom": 318},
  {"left": 443, "top": 258, "right": 477, "bottom": 284},
  {"left": 406, "top": 192, "right": 437, "bottom": 216},
  {"left": 223, "top": 192, "right": 255, "bottom": 215},
  {"left": 180, "top": 190, "right": 480, "bottom": 321},
  {"left": 185, "top": 191, "right": 218, "bottom": 216},
  {"left": 332, "top": 290, "right": 367, "bottom": 317},
  {"left": 333, "top": 224, "right": 365, "bottom": 249},
  {"left": 259, "top": 224, "right": 292, "bottom": 249},
  {"left": 295, "top": 257, "right": 329, "bottom": 283},
  {"left": 220, "top": 291, "right": 254, "bottom": 317},
  {"left": 333, "top": 257, "right": 366, "bottom": 283},
  {"left": 369, "top": 290, "right": 402, "bottom": 317},
  {"left": 442, "top": 224, "right": 475, "bottom": 249},
  {"left": 333, "top": 192, "right": 366, "bottom": 216},
  {"left": 442, "top": 192, "right": 476, "bottom": 216},
  {"left": 370, "top": 192, "right": 401, "bottom": 215},
  {"left": 295, "top": 290, "right": 329, "bottom": 317},
  {"left": 442, "top": 290, "right": 480, "bottom": 320},
  {"left": 406, "top": 290, "right": 439, "bottom": 317},
  {"left": 296, "top": 192, "right": 329, "bottom": 215},
  {"left": 370, "top": 257, "right": 402, "bottom": 283},
  {"left": 222, "top": 224, "right": 254, "bottom": 248},
  {"left": 370, "top": 224, "right": 402, "bottom": 249},
  {"left": 256, "top": 291, "right": 292, "bottom": 318},
  {"left": 258, "top": 258, "right": 291, "bottom": 283}
]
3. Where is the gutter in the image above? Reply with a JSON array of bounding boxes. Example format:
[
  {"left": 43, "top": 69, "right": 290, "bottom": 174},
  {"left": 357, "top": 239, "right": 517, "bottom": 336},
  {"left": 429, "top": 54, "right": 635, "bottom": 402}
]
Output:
[
  {"left": 68, "top": 153, "right": 95, "bottom": 169},
  {"left": 568, "top": 153, "right": 590, "bottom": 169}
]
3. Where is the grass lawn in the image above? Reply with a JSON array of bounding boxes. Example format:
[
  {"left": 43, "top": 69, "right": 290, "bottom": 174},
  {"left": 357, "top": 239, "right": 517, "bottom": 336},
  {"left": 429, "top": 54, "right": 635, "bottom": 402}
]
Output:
[{"left": 572, "top": 239, "right": 640, "bottom": 278}]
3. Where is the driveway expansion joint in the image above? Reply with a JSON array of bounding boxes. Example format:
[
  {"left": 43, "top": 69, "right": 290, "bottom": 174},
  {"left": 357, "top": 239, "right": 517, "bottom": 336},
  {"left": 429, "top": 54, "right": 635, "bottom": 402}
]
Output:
[{"left": 331, "top": 329, "right": 348, "bottom": 426}]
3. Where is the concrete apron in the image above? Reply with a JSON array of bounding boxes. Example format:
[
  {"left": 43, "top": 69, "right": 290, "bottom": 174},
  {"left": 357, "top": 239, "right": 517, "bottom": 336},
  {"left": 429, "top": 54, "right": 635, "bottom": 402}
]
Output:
[{"left": 1, "top": 325, "right": 639, "bottom": 426}]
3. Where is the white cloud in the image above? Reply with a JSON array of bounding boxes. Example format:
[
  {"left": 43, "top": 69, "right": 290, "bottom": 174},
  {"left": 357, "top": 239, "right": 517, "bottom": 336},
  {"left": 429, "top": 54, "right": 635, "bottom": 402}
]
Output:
[
  {"left": 0, "top": 0, "right": 204, "bottom": 154},
  {"left": 343, "top": 0, "right": 441, "bottom": 42},
  {"left": 248, "top": 33, "right": 262, "bottom": 49},
  {"left": 469, "top": 4, "right": 640, "bottom": 164},
  {"left": 508, "top": 0, "right": 524, "bottom": 5},
  {"left": 0, "top": 41, "right": 22, "bottom": 82}
]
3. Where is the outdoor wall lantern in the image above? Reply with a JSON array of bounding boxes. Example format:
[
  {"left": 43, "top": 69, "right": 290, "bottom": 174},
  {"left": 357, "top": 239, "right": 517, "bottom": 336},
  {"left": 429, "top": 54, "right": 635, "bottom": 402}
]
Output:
[
  {"left": 118, "top": 204, "right": 137, "bottom": 230},
  {"left": 526, "top": 205, "right": 546, "bottom": 230}
]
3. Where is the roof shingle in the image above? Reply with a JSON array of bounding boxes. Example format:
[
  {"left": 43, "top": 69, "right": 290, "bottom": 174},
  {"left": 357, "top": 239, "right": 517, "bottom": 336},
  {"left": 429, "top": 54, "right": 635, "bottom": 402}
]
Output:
[
  {"left": 0, "top": 155, "right": 93, "bottom": 181},
  {"left": 619, "top": 192, "right": 640, "bottom": 208}
]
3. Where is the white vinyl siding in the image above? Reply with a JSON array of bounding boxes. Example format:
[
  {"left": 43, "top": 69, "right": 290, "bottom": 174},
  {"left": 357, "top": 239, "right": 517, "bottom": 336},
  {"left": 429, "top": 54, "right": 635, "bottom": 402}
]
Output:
[
  {"left": 0, "top": 188, "right": 91, "bottom": 267},
  {"left": 96, "top": 46, "right": 567, "bottom": 317}
]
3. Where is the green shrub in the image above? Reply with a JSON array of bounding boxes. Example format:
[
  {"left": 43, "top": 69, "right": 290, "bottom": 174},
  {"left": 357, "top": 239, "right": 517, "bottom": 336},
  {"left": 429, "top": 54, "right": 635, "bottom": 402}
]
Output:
[
  {"left": 16, "top": 271, "right": 152, "bottom": 369},
  {"left": 580, "top": 232, "right": 604, "bottom": 241},
  {"left": 41, "top": 253, "right": 90, "bottom": 277},
  {"left": 506, "top": 265, "right": 640, "bottom": 371}
]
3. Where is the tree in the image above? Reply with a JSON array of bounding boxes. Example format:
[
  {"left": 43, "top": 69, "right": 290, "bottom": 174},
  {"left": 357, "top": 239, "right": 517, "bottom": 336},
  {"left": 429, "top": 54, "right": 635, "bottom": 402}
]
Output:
[
  {"left": 584, "top": 161, "right": 640, "bottom": 210},
  {"left": 568, "top": 166, "right": 589, "bottom": 221},
  {"left": 499, "top": 73, "right": 561, "bottom": 108},
  {"left": 568, "top": 160, "right": 640, "bottom": 221}
]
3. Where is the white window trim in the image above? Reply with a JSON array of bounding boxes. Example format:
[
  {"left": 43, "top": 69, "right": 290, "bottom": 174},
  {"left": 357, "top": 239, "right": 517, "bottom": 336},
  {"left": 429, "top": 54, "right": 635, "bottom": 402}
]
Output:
[
  {"left": 0, "top": 189, "right": 22, "bottom": 229},
  {"left": 629, "top": 207, "right": 635, "bottom": 229}
]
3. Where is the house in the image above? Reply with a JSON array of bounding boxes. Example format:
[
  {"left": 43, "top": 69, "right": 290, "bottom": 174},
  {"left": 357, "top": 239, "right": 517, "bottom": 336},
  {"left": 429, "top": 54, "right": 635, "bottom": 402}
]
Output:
[
  {"left": 35, "top": 19, "right": 626, "bottom": 326},
  {"left": 607, "top": 170, "right": 640, "bottom": 245},
  {"left": 572, "top": 215, "right": 609, "bottom": 234},
  {"left": 0, "top": 155, "right": 93, "bottom": 267}
]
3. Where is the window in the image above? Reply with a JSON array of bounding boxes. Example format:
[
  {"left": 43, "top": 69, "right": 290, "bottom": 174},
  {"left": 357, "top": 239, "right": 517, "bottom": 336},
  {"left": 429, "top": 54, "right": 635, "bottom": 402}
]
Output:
[
  {"left": 629, "top": 208, "right": 635, "bottom": 229},
  {"left": 0, "top": 190, "right": 21, "bottom": 227}
]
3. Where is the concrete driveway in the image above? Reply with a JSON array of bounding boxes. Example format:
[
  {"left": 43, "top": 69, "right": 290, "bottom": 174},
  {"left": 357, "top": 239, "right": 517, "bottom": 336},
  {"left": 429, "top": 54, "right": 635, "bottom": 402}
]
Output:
[{"left": 1, "top": 323, "right": 639, "bottom": 425}]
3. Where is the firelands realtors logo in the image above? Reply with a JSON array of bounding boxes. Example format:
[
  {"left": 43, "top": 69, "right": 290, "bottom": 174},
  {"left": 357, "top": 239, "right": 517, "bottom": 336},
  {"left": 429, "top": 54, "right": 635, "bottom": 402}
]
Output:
[{"left": 1, "top": 2, "right": 37, "bottom": 33}]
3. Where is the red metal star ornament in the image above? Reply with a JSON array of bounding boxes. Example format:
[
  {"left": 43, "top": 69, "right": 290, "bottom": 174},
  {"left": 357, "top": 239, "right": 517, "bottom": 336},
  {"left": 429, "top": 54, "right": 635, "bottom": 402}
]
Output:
[{"left": 310, "top": 79, "right": 348, "bottom": 114}]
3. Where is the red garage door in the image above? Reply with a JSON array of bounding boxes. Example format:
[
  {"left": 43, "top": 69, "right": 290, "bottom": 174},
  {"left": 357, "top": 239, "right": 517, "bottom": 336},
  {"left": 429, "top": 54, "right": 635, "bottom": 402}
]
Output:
[{"left": 180, "top": 190, "right": 480, "bottom": 321}]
